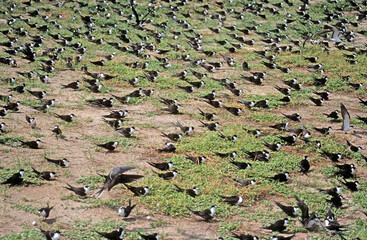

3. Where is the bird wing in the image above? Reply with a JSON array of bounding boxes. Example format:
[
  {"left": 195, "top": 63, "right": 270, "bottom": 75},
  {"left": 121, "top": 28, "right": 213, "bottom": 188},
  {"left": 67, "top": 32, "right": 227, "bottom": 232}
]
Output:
[
  {"left": 295, "top": 196, "right": 309, "bottom": 221},
  {"left": 303, "top": 29, "right": 332, "bottom": 48},
  {"left": 340, "top": 103, "right": 351, "bottom": 131},
  {"left": 109, "top": 166, "right": 135, "bottom": 179}
]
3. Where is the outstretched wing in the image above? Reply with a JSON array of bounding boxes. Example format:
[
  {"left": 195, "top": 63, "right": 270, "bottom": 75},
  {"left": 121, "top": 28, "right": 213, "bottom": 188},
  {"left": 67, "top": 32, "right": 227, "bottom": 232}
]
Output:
[{"left": 340, "top": 103, "right": 351, "bottom": 131}]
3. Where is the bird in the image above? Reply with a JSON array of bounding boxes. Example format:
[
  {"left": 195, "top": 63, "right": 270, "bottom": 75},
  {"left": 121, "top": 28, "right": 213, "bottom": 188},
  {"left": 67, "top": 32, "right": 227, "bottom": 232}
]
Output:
[
  {"left": 215, "top": 151, "right": 237, "bottom": 159},
  {"left": 338, "top": 179, "right": 359, "bottom": 192},
  {"left": 217, "top": 131, "right": 238, "bottom": 143},
  {"left": 242, "top": 75, "right": 263, "bottom": 85},
  {"left": 161, "top": 132, "right": 182, "bottom": 141},
  {"left": 161, "top": 104, "right": 181, "bottom": 114},
  {"left": 138, "top": 232, "right": 159, "bottom": 240},
  {"left": 148, "top": 161, "right": 173, "bottom": 171},
  {"left": 324, "top": 110, "right": 339, "bottom": 120},
  {"left": 274, "top": 85, "right": 292, "bottom": 95},
  {"left": 0, "top": 122, "right": 5, "bottom": 132},
  {"left": 38, "top": 203, "right": 54, "bottom": 219},
  {"left": 62, "top": 80, "right": 80, "bottom": 90},
  {"left": 103, "top": 110, "right": 128, "bottom": 119},
  {"left": 178, "top": 85, "right": 195, "bottom": 93},
  {"left": 31, "top": 167, "right": 56, "bottom": 181},
  {"left": 9, "top": 83, "right": 25, "bottom": 93},
  {"left": 318, "top": 186, "right": 342, "bottom": 197},
  {"left": 244, "top": 150, "right": 269, "bottom": 161},
  {"left": 309, "top": 96, "right": 324, "bottom": 106},
  {"left": 174, "top": 185, "right": 199, "bottom": 197},
  {"left": 157, "top": 142, "right": 176, "bottom": 153},
  {"left": 118, "top": 199, "right": 136, "bottom": 218},
  {"left": 238, "top": 99, "right": 255, "bottom": 109},
  {"left": 230, "top": 161, "right": 252, "bottom": 170},
  {"left": 223, "top": 106, "right": 242, "bottom": 116},
  {"left": 33, "top": 104, "right": 51, "bottom": 112},
  {"left": 110, "top": 94, "right": 130, "bottom": 105},
  {"left": 304, "top": 56, "right": 318, "bottom": 63},
  {"left": 45, "top": 157, "right": 68, "bottom": 167},
  {"left": 199, "top": 91, "right": 216, "bottom": 101},
  {"left": 123, "top": 183, "right": 149, "bottom": 196},
  {"left": 244, "top": 128, "right": 262, "bottom": 138},
  {"left": 324, "top": 219, "right": 348, "bottom": 233},
  {"left": 54, "top": 113, "right": 75, "bottom": 122},
  {"left": 231, "top": 233, "right": 259, "bottom": 240},
  {"left": 27, "top": 89, "right": 47, "bottom": 99},
  {"left": 313, "top": 126, "right": 332, "bottom": 135},
  {"left": 87, "top": 84, "right": 103, "bottom": 93},
  {"left": 4, "top": 101, "right": 21, "bottom": 111},
  {"left": 263, "top": 218, "right": 289, "bottom": 232},
  {"left": 185, "top": 79, "right": 205, "bottom": 88},
  {"left": 263, "top": 140, "right": 282, "bottom": 151},
  {"left": 270, "top": 235, "right": 295, "bottom": 240},
  {"left": 39, "top": 228, "right": 62, "bottom": 240},
  {"left": 25, "top": 115, "right": 37, "bottom": 129},
  {"left": 326, "top": 194, "right": 344, "bottom": 208},
  {"left": 94, "top": 166, "right": 143, "bottom": 198},
  {"left": 313, "top": 91, "right": 330, "bottom": 100},
  {"left": 97, "top": 141, "right": 119, "bottom": 152},
  {"left": 116, "top": 127, "right": 135, "bottom": 137},
  {"left": 268, "top": 172, "right": 290, "bottom": 182},
  {"left": 321, "top": 149, "right": 342, "bottom": 162},
  {"left": 269, "top": 122, "right": 289, "bottom": 131},
  {"left": 19, "top": 139, "right": 41, "bottom": 149},
  {"left": 281, "top": 113, "right": 301, "bottom": 122},
  {"left": 177, "top": 121, "right": 194, "bottom": 135},
  {"left": 335, "top": 163, "right": 356, "bottom": 178},
  {"left": 153, "top": 170, "right": 178, "bottom": 180},
  {"left": 160, "top": 97, "right": 178, "bottom": 106},
  {"left": 187, "top": 205, "right": 217, "bottom": 222},
  {"left": 96, "top": 226, "right": 124, "bottom": 240},
  {"left": 280, "top": 135, "right": 297, "bottom": 145},
  {"left": 275, "top": 202, "right": 299, "bottom": 217},
  {"left": 341, "top": 103, "right": 353, "bottom": 131},
  {"left": 220, "top": 195, "right": 243, "bottom": 206},
  {"left": 103, "top": 119, "right": 123, "bottom": 129},
  {"left": 185, "top": 154, "right": 207, "bottom": 164},
  {"left": 64, "top": 183, "right": 89, "bottom": 197},
  {"left": 197, "top": 108, "right": 216, "bottom": 121},
  {"left": 199, "top": 120, "right": 220, "bottom": 131},
  {"left": 204, "top": 99, "right": 223, "bottom": 108},
  {"left": 1, "top": 169, "right": 25, "bottom": 186},
  {"left": 299, "top": 156, "right": 310, "bottom": 174},
  {"left": 356, "top": 115, "right": 367, "bottom": 124},
  {"left": 52, "top": 125, "right": 64, "bottom": 139}
]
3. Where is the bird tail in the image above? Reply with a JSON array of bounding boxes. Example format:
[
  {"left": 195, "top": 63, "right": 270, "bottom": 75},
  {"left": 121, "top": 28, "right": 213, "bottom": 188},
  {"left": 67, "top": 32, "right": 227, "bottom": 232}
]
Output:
[
  {"left": 93, "top": 188, "right": 105, "bottom": 198},
  {"left": 176, "top": 120, "right": 183, "bottom": 129},
  {"left": 186, "top": 207, "right": 194, "bottom": 214},
  {"left": 31, "top": 166, "right": 40, "bottom": 175},
  {"left": 173, "top": 184, "right": 183, "bottom": 192}
]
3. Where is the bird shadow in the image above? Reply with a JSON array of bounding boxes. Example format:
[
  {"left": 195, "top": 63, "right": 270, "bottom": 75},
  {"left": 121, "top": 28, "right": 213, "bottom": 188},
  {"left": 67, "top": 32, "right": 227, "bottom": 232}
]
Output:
[
  {"left": 123, "top": 217, "right": 136, "bottom": 222},
  {"left": 330, "top": 119, "right": 342, "bottom": 123},
  {"left": 106, "top": 151, "right": 120, "bottom": 154},
  {"left": 43, "top": 217, "right": 57, "bottom": 225}
]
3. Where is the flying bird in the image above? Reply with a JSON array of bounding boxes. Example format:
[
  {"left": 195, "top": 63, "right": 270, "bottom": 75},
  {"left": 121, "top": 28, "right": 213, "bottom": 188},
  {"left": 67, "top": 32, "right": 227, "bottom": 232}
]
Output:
[{"left": 94, "top": 166, "right": 143, "bottom": 198}]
